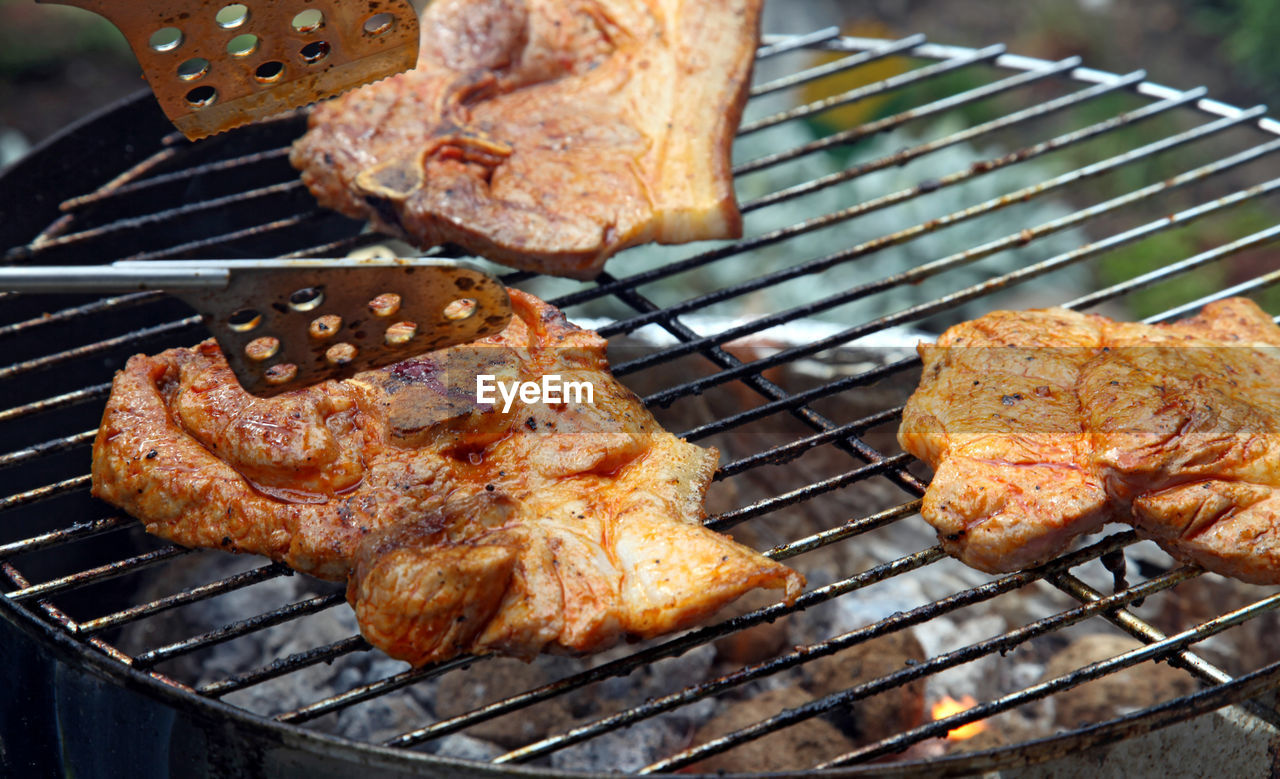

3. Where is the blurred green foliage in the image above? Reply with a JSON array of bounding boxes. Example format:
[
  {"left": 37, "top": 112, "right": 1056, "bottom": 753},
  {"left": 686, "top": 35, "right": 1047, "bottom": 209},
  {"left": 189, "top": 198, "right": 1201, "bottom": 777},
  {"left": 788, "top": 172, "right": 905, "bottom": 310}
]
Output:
[
  {"left": 0, "top": 0, "right": 130, "bottom": 75},
  {"left": 802, "top": 5, "right": 1280, "bottom": 318},
  {"left": 1096, "top": 218, "right": 1223, "bottom": 318},
  {"left": 1097, "top": 201, "right": 1280, "bottom": 317},
  {"left": 1191, "top": 0, "right": 1280, "bottom": 100}
]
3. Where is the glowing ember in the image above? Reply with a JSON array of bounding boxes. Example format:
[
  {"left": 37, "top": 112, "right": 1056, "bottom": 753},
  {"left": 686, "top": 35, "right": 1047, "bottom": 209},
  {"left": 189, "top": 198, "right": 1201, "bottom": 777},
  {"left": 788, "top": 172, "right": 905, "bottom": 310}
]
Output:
[{"left": 931, "top": 694, "right": 988, "bottom": 741}]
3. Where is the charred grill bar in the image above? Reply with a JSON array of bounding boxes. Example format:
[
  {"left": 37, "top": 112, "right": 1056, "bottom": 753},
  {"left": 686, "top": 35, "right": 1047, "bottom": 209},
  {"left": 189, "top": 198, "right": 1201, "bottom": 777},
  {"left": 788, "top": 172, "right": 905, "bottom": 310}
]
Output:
[{"left": 3, "top": 29, "right": 1280, "bottom": 776}]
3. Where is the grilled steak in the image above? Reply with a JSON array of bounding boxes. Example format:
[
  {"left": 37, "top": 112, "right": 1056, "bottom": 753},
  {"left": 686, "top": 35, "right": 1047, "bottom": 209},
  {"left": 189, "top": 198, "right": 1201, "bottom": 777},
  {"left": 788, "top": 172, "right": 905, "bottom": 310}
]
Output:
[
  {"left": 290, "top": 0, "right": 760, "bottom": 279},
  {"left": 92, "top": 290, "right": 802, "bottom": 665},
  {"left": 899, "top": 297, "right": 1280, "bottom": 583}
]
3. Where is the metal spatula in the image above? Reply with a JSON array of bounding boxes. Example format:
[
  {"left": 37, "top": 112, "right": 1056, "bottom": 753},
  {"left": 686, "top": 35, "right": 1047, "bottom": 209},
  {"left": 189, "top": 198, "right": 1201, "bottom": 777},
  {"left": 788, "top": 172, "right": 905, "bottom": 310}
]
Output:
[
  {"left": 38, "top": 0, "right": 420, "bottom": 139},
  {"left": 0, "top": 259, "right": 512, "bottom": 397}
]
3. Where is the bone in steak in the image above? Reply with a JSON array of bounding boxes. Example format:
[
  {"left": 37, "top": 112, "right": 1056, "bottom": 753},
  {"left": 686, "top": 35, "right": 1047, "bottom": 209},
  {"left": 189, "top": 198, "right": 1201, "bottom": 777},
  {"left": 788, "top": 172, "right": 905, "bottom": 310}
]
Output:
[
  {"left": 290, "top": 0, "right": 761, "bottom": 279},
  {"left": 898, "top": 297, "right": 1280, "bottom": 583},
  {"left": 92, "top": 290, "right": 802, "bottom": 665}
]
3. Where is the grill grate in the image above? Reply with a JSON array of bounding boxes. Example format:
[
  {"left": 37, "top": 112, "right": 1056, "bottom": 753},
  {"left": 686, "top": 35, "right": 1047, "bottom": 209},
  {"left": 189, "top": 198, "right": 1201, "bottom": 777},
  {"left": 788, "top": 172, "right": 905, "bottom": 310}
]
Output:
[{"left": 3, "top": 28, "right": 1280, "bottom": 775}]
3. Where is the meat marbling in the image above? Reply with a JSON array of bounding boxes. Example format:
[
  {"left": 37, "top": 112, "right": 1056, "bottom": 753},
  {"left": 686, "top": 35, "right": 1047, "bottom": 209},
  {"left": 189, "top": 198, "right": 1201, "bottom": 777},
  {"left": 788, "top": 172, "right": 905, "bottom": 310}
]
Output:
[
  {"left": 290, "top": 0, "right": 761, "bottom": 279},
  {"left": 92, "top": 290, "right": 802, "bottom": 665},
  {"left": 899, "top": 297, "right": 1280, "bottom": 583}
]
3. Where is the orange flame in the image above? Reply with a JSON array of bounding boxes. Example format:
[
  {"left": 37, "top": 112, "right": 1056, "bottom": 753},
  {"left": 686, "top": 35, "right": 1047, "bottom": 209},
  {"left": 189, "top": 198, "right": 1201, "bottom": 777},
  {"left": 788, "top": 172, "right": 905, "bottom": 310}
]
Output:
[{"left": 930, "top": 694, "right": 987, "bottom": 741}]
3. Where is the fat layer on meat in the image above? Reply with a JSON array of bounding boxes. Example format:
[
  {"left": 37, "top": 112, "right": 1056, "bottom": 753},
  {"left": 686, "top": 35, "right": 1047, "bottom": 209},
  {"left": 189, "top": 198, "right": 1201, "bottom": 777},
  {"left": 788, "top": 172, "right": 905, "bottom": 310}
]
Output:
[
  {"left": 898, "top": 297, "right": 1280, "bottom": 583},
  {"left": 290, "top": 0, "right": 760, "bottom": 279},
  {"left": 92, "top": 290, "right": 802, "bottom": 665}
]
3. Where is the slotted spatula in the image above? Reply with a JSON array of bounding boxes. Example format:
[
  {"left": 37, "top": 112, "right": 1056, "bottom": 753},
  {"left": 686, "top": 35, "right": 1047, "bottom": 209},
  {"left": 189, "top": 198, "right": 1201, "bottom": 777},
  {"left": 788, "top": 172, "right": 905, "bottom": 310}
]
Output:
[
  {"left": 0, "top": 259, "right": 512, "bottom": 396},
  {"left": 38, "top": 0, "right": 420, "bottom": 139}
]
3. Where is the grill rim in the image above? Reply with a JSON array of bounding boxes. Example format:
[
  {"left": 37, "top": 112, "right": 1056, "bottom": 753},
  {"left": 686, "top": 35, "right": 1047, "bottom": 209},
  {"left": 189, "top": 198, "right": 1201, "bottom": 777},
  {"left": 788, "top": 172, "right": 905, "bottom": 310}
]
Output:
[
  {"left": 9, "top": 585, "right": 1280, "bottom": 778},
  {"left": 3, "top": 29, "right": 1280, "bottom": 776}
]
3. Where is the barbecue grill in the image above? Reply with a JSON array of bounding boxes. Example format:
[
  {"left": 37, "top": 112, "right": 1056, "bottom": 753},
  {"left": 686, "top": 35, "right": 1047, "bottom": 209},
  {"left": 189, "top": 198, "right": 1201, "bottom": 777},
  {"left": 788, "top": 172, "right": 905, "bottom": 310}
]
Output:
[{"left": 4, "top": 21, "right": 1280, "bottom": 778}]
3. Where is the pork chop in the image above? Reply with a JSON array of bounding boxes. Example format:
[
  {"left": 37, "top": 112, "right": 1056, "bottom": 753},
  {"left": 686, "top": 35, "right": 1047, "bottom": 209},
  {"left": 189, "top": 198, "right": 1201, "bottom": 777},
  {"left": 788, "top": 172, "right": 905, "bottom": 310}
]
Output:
[
  {"left": 290, "top": 0, "right": 760, "bottom": 278},
  {"left": 92, "top": 289, "right": 802, "bottom": 665},
  {"left": 899, "top": 297, "right": 1280, "bottom": 583}
]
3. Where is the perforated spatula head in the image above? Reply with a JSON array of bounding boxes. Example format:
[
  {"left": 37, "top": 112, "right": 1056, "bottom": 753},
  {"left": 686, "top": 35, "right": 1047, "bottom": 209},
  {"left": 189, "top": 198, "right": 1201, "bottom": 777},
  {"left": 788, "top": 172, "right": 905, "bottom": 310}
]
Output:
[
  {"left": 39, "top": 0, "right": 419, "bottom": 139},
  {"left": 113, "top": 258, "right": 513, "bottom": 397}
]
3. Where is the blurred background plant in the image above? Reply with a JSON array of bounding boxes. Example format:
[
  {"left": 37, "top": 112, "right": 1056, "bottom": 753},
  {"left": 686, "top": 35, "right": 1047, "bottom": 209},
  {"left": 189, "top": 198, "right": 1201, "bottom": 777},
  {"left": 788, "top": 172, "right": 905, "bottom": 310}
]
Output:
[
  {"left": 1191, "top": 0, "right": 1280, "bottom": 104},
  {"left": 753, "top": 0, "right": 1280, "bottom": 320},
  {"left": 0, "top": 0, "right": 134, "bottom": 162},
  {"left": 0, "top": 0, "right": 128, "bottom": 72}
]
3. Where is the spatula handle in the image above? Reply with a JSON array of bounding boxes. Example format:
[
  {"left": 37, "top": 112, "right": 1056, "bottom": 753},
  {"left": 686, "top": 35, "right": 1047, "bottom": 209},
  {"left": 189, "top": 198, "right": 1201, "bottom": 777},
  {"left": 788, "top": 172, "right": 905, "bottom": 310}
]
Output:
[{"left": 0, "top": 265, "right": 229, "bottom": 293}]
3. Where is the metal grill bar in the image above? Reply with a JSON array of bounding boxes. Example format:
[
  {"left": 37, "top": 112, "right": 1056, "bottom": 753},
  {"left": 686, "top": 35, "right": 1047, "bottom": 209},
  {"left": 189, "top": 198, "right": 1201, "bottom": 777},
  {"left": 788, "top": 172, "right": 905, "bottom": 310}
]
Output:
[
  {"left": 680, "top": 355, "right": 917, "bottom": 441},
  {"left": 0, "top": 429, "right": 95, "bottom": 471},
  {"left": 1147, "top": 268, "right": 1280, "bottom": 323},
  {"left": 649, "top": 564, "right": 1201, "bottom": 773},
  {"left": 0, "top": 516, "right": 127, "bottom": 559},
  {"left": 613, "top": 272, "right": 916, "bottom": 467},
  {"left": 122, "top": 212, "right": 329, "bottom": 263},
  {"left": 739, "top": 44, "right": 1006, "bottom": 136},
  {"left": 602, "top": 96, "right": 1255, "bottom": 346},
  {"left": 707, "top": 453, "right": 913, "bottom": 532},
  {"left": 6, "top": 546, "right": 190, "bottom": 603},
  {"left": 0, "top": 316, "right": 201, "bottom": 383},
  {"left": 132, "top": 591, "right": 346, "bottom": 669},
  {"left": 612, "top": 127, "right": 1279, "bottom": 376},
  {"left": 59, "top": 147, "right": 293, "bottom": 213},
  {"left": 765, "top": 506, "right": 907, "bottom": 563},
  {"left": 28, "top": 181, "right": 304, "bottom": 254},
  {"left": 198, "top": 635, "right": 370, "bottom": 697},
  {"left": 607, "top": 282, "right": 924, "bottom": 513},
  {"left": 640, "top": 173, "right": 1280, "bottom": 408},
  {"left": 1048, "top": 571, "right": 1280, "bottom": 728},
  {"left": 27, "top": 146, "right": 181, "bottom": 247},
  {"left": 754, "top": 26, "right": 839, "bottom": 59},
  {"left": 816, "top": 586, "right": 1280, "bottom": 768},
  {"left": 78, "top": 561, "right": 291, "bottom": 635},
  {"left": 3, "top": 561, "right": 195, "bottom": 692},
  {"left": 0, "top": 475, "right": 91, "bottom": 512},
  {"left": 1066, "top": 225, "right": 1280, "bottom": 311},
  {"left": 383, "top": 539, "right": 948, "bottom": 750},
  {"left": 557, "top": 85, "right": 1209, "bottom": 314},
  {"left": 0, "top": 383, "right": 111, "bottom": 424},
  {"left": 499, "top": 534, "right": 1141, "bottom": 766},
  {"left": 279, "top": 232, "right": 398, "bottom": 260},
  {"left": 0, "top": 292, "right": 162, "bottom": 339},
  {"left": 838, "top": 34, "right": 1280, "bottom": 137},
  {"left": 734, "top": 56, "right": 1086, "bottom": 177},
  {"left": 761, "top": 499, "right": 921, "bottom": 562},
  {"left": 739, "top": 70, "right": 1157, "bottom": 214},
  {"left": 749, "top": 34, "right": 928, "bottom": 98},
  {"left": 275, "top": 656, "right": 472, "bottom": 724},
  {"left": 715, "top": 406, "right": 904, "bottom": 479}
]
